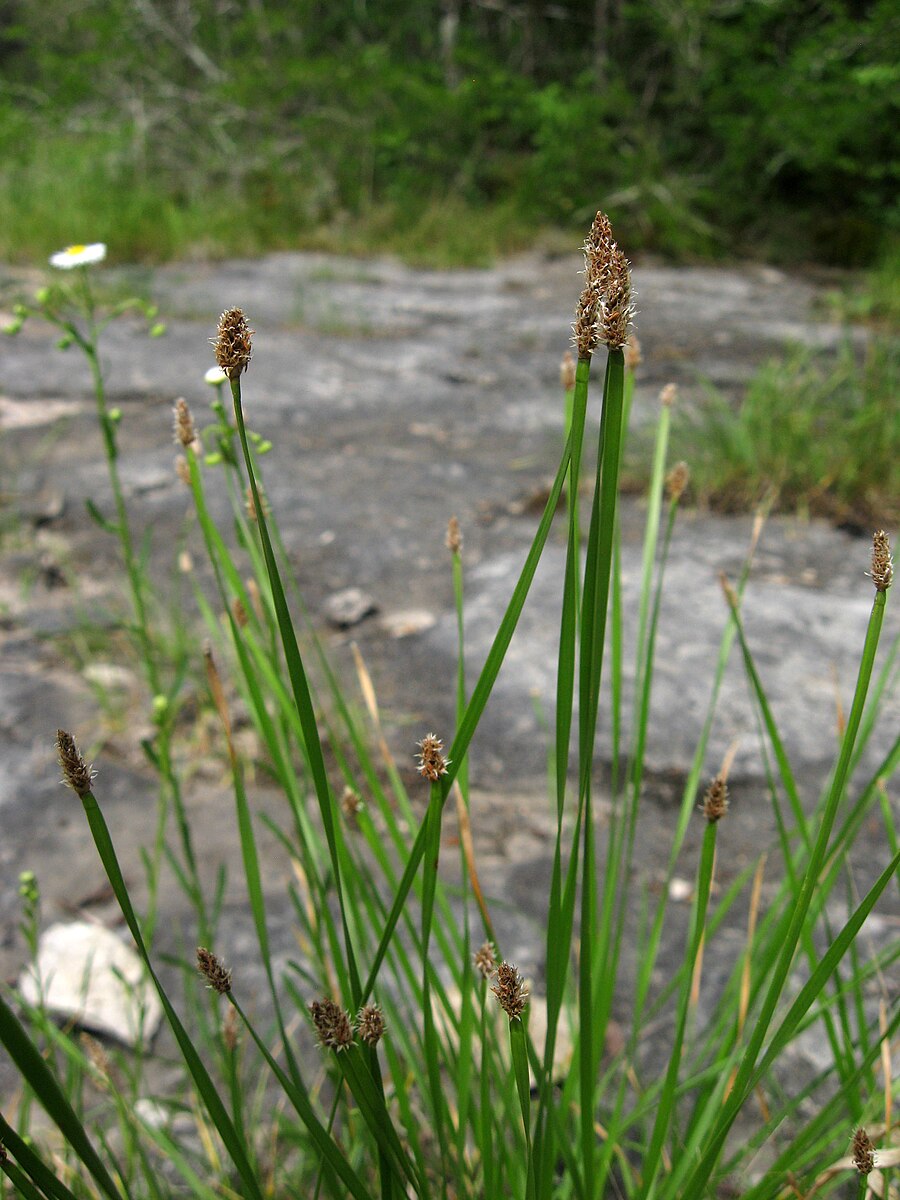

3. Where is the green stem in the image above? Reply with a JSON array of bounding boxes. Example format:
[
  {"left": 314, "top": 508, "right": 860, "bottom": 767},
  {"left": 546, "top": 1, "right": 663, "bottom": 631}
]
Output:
[
  {"left": 509, "top": 1017, "right": 536, "bottom": 1200},
  {"left": 74, "top": 276, "right": 206, "bottom": 939},
  {"left": 681, "top": 586, "right": 889, "bottom": 1196},
  {"left": 230, "top": 378, "right": 363, "bottom": 1007}
]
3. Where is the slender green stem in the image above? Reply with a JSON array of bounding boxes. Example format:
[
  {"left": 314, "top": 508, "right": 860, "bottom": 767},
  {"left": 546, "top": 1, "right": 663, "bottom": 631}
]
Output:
[
  {"left": 509, "top": 1017, "right": 536, "bottom": 1200},
  {"left": 681, "top": 587, "right": 889, "bottom": 1196},
  {"left": 231, "top": 376, "right": 363, "bottom": 1007}
]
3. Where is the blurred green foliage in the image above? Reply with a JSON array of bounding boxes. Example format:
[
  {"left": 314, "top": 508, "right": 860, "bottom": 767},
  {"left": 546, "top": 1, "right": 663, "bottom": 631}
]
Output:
[
  {"left": 0, "top": 0, "right": 897, "bottom": 264},
  {"left": 656, "top": 336, "right": 900, "bottom": 528}
]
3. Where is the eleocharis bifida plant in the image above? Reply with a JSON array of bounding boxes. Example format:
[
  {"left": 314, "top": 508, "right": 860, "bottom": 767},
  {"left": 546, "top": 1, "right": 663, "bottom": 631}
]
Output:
[{"left": 0, "top": 214, "right": 897, "bottom": 1200}]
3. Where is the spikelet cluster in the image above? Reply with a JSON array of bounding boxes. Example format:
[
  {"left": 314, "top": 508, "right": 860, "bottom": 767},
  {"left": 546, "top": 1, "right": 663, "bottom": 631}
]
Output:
[
  {"left": 852, "top": 1127, "right": 875, "bottom": 1175},
  {"left": 666, "top": 461, "right": 690, "bottom": 504},
  {"left": 572, "top": 211, "right": 635, "bottom": 357},
  {"left": 356, "top": 1004, "right": 386, "bottom": 1046},
  {"left": 491, "top": 961, "right": 528, "bottom": 1020},
  {"left": 197, "top": 947, "right": 232, "bottom": 995},
  {"left": 341, "top": 785, "right": 364, "bottom": 823},
  {"left": 212, "top": 308, "right": 253, "bottom": 379},
  {"left": 172, "top": 398, "right": 197, "bottom": 449},
  {"left": 473, "top": 942, "right": 497, "bottom": 979},
  {"left": 870, "top": 530, "right": 893, "bottom": 592},
  {"left": 56, "top": 730, "right": 95, "bottom": 797},
  {"left": 559, "top": 350, "right": 576, "bottom": 391},
  {"left": 446, "top": 516, "right": 462, "bottom": 555},
  {"left": 416, "top": 733, "right": 450, "bottom": 782},
  {"left": 701, "top": 775, "right": 729, "bottom": 823},
  {"left": 310, "top": 998, "right": 354, "bottom": 1051}
]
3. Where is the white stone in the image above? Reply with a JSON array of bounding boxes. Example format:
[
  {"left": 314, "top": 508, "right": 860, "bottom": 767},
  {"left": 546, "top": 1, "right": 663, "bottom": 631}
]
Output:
[
  {"left": 83, "top": 663, "right": 137, "bottom": 691},
  {"left": 381, "top": 608, "right": 437, "bottom": 637},
  {"left": 324, "top": 587, "right": 378, "bottom": 628},
  {"left": 668, "top": 877, "right": 694, "bottom": 902},
  {"left": 18, "top": 921, "right": 163, "bottom": 1047}
]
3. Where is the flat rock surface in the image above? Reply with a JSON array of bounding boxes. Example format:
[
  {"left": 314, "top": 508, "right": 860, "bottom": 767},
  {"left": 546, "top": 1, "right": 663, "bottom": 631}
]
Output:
[{"left": 0, "top": 251, "right": 896, "bottom": 1109}]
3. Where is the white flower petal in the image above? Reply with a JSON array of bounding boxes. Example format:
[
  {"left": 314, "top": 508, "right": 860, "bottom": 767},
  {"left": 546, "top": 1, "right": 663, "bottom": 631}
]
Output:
[{"left": 49, "top": 243, "right": 107, "bottom": 270}]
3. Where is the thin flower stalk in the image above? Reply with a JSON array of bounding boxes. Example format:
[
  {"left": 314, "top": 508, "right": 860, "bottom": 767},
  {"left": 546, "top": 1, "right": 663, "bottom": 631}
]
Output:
[
  {"left": 52, "top": 734, "right": 264, "bottom": 1200},
  {"left": 640, "top": 797, "right": 723, "bottom": 1196},
  {"left": 683, "top": 532, "right": 893, "bottom": 1194},
  {"left": 225, "top": 321, "right": 363, "bottom": 1009}
]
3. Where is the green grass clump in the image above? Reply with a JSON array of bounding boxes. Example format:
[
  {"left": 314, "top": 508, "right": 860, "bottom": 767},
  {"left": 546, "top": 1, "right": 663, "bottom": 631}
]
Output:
[
  {"left": 0, "top": 128, "right": 549, "bottom": 269},
  {"left": 824, "top": 242, "right": 900, "bottom": 330},
  {"left": 663, "top": 336, "right": 900, "bottom": 528},
  {"left": 0, "top": 216, "right": 898, "bottom": 1200}
]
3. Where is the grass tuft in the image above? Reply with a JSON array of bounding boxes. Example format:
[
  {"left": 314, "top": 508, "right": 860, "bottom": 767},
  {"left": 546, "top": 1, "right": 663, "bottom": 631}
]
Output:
[
  {"left": 660, "top": 335, "right": 899, "bottom": 529},
  {"left": 0, "top": 213, "right": 897, "bottom": 1200}
]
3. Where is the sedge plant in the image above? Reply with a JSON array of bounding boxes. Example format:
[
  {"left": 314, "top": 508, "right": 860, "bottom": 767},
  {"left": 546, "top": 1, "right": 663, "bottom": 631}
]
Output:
[{"left": 0, "top": 214, "right": 898, "bottom": 1199}]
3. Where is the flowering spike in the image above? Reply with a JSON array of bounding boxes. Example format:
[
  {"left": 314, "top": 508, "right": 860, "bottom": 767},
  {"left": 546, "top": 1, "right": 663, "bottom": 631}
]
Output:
[
  {"left": 666, "top": 461, "right": 690, "bottom": 504},
  {"left": 212, "top": 308, "right": 253, "bottom": 379},
  {"left": 173, "top": 398, "right": 197, "bottom": 448},
  {"left": 310, "top": 998, "right": 354, "bottom": 1051},
  {"left": 473, "top": 941, "right": 497, "bottom": 979},
  {"left": 197, "top": 947, "right": 232, "bottom": 995},
  {"left": 491, "top": 961, "right": 528, "bottom": 1020},
  {"left": 356, "top": 1004, "right": 386, "bottom": 1046},
  {"left": 852, "top": 1127, "right": 875, "bottom": 1175},
  {"left": 701, "top": 775, "right": 729, "bottom": 823},
  {"left": 56, "top": 730, "right": 95, "bottom": 797},
  {"left": 560, "top": 349, "right": 576, "bottom": 391},
  {"left": 446, "top": 516, "right": 462, "bottom": 555},
  {"left": 416, "top": 733, "right": 450, "bottom": 782},
  {"left": 572, "top": 211, "right": 634, "bottom": 357},
  {"left": 869, "top": 530, "right": 893, "bottom": 592}
]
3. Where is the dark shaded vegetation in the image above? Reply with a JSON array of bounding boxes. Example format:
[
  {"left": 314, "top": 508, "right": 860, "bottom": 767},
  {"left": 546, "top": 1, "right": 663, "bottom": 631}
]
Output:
[{"left": 0, "top": 0, "right": 897, "bottom": 265}]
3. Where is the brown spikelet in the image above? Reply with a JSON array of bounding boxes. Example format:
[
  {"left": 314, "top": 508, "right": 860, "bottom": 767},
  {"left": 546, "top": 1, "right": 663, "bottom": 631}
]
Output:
[
  {"left": 310, "top": 998, "right": 354, "bottom": 1051},
  {"left": 79, "top": 1032, "right": 111, "bottom": 1087},
  {"left": 719, "top": 572, "right": 740, "bottom": 611},
  {"left": 175, "top": 455, "right": 191, "bottom": 486},
  {"left": 491, "top": 961, "right": 528, "bottom": 1020},
  {"left": 245, "top": 485, "right": 269, "bottom": 522},
  {"left": 197, "top": 947, "right": 232, "bottom": 995},
  {"left": 870, "top": 530, "right": 893, "bottom": 592},
  {"left": 572, "top": 211, "right": 635, "bottom": 357},
  {"left": 340, "top": 785, "right": 363, "bottom": 823},
  {"left": 173, "top": 398, "right": 197, "bottom": 448},
  {"left": 583, "top": 210, "right": 614, "bottom": 267},
  {"left": 666, "top": 461, "right": 690, "bottom": 503},
  {"left": 473, "top": 941, "right": 497, "bottom": 980},
  {"left": 356, "top": 1004, "right": 386, "bottom": 1046},
  {"left": 446, "top": 515, "right": 462, "bottom": 555},
  {"left": 573, "top": 279, "right": 603, "bottom": 359},
  {"left": 852, "top": 1127, "right": 875, "bottom": 1175},
  {"left": 246, "top": 577, "right": 264, "bottom": 622},
  {"left": 231, "top": 597, "right": 249, "bottom": 628},
  {"left": 416, "top": 733, "right": 450, "bottom": 782},
  {"left": 560, "top": 350, "right": 576, "bottom": 391},
  {"left": 701, "top": 775, "right": 729, "bottom": 823},
  {"left": 624, "top": 334, "right": 642, "bottom": 372},
  {"left": 56, "top": 730, "right": 95, "bottom": 797},
  {"left": 659, "top": 383, "right": 678, "bottom": 408},
  {"left": 340, "top": 787, "right": 366, "bottom": 833},
  {"left": 598, "top": 246, "right": 634, "bottom": 350},
  {"left": 223, "top": 1005, "right": 239, "bottom": 1052},
  {"left": 212, "top": 308, "right": 253, "bottom": 380}
]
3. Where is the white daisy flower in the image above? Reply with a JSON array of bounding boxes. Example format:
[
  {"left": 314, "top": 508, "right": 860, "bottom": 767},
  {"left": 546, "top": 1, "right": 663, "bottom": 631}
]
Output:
[
  {"left": 204, "top": 366, "right": 228, "bottom": 386},
  {"left": 49, "top": 243, "right": 107, "bottom": 270}
]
